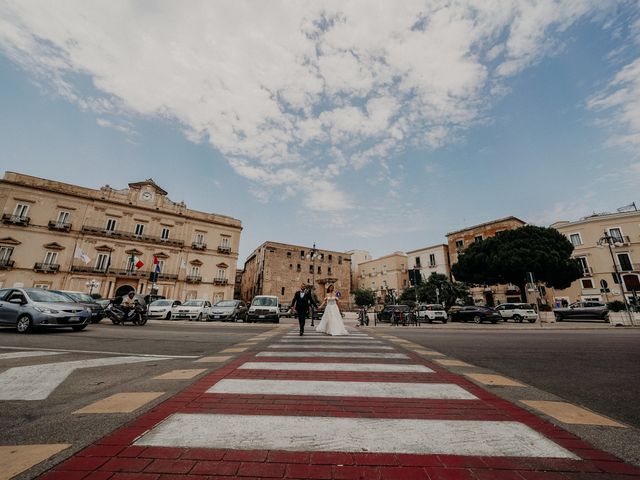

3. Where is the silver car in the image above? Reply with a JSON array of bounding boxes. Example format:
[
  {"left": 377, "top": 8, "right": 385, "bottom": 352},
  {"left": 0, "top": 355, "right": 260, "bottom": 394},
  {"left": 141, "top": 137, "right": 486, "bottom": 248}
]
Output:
[
  {"left": 0, "top": 288, "right": 91, "bottom": 333},
  {"left": 208, "top": 300, "right": 248, "bottom": 322}
]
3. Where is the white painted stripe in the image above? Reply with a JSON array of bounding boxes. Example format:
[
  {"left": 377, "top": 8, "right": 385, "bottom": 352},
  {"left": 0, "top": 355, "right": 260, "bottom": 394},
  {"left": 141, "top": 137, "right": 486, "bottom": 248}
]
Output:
[
  {"left": 0, "top": 351, "right": 67, "bottom": 360},
  {"left": 257, "top": 351, "right": 409, "bottom": 359},
  {"left": 286, "top": 332, "right": 368, "bottom": 337},
  {"left": 239, "top": 362, "right": 434, "bottom": 373},
  {"left": 208, "top": 379, "right": 475, "bottom": 399},
  {"left": 268, "top": 344, "right": 393, "bottom": 350},
  {"left": 0, "top": 346, "right": 198, "bottom": 358},
  {"left": 136, "top": 413, "right": 577, "bottom": 458},
  {"left": 279, "top": 339, "right": 381, "bottom": 343},
  {"left": 0, "top": 356, "right": 170, "bottom": 401}
]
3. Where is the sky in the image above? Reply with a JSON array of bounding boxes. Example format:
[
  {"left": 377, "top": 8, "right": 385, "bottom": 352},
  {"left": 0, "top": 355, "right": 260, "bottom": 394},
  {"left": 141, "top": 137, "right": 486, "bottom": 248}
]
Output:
[{"left": 0, "top": 1, "right": 639, "bottom": 262}]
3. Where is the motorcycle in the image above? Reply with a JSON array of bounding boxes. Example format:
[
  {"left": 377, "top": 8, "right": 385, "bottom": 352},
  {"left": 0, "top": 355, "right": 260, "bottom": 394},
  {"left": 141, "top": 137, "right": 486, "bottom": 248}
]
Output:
[{"left": 105, "top": 300, "right": 148, "bottom": 326}]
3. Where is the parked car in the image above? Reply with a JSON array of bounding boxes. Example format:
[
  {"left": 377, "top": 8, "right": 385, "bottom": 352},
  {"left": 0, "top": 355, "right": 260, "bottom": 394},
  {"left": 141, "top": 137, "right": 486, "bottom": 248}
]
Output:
[
  {"left": 376, "top": 304, "right": 411, "bottom": 323},
  {"left": 171, "top": 299, "right": 212, "bottom": 321},
  {"left": 415, "top": 304, "right": 448, "bottom": 323},
  {"left": 0, "top": 287, "right": 91, "bottom": 333},
  {"left": 246, "top": 295, "right": 280, "bottom": 323},
  {"left": 553, "top": 302, "right": 609, "bottom": 321},
  {"left": 148, "top": 299, "right": 182, "bottom": 319},
  {"left": 448, "top": 305, "right": 501, "bottom": 324},
  {"left": 57, "top": 290, "right": 106, "bottom": 323},
  {"left": 495, "top": 303, "right": 538, "bottom": 323},
  {"left": 209, "top": 300, "right": 248, "bottom": 322}
]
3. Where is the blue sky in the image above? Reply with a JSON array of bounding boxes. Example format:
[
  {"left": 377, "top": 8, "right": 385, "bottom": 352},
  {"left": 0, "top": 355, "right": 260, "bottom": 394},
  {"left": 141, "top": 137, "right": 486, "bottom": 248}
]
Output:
[{"left": 1, "top": 2, "right": 639, "bottom": 261}]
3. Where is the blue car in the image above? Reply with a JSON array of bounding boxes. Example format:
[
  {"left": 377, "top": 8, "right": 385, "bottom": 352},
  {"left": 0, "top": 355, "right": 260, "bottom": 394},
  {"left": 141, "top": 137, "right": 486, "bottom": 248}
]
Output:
[{"left": 0, "top": 288, "right": 91, "bottom": 333}]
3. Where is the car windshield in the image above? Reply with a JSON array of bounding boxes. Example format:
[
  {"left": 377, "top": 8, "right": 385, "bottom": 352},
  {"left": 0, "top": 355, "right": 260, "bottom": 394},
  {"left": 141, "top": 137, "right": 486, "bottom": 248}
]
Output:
[
  {"left": 64, "top": 292, "right": 94, "bottom": 302},
  {"left": 26, "top": 289, "right": 73, "bottom": 303},
  {"left": 151, "top": 300, "right": 173, "bottom": 306},
  {"left": 215, "top": 301, "right": 237, "bottom": 307},
  {"left": 183, "top": 301, "right": 204, "bottom": 307},
  {"left": 252, "top": 297, "right": 277, "bottom": 307}
]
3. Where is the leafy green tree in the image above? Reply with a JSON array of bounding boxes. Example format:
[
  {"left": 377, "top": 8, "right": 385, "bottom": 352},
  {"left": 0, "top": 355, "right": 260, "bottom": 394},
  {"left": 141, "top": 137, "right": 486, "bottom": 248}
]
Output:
[
  {"left": 354, "top": 288, "right": 376, "bottom": 307},
  {"left": 451, "top": 225, "right": 582, "bottom": 301},
  {"left": 420, "top": 273, "right": 470, "bottom": 309}
]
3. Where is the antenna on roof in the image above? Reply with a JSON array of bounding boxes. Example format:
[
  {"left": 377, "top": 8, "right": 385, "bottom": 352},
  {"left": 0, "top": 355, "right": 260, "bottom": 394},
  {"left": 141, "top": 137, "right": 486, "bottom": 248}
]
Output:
[{"left": 617, "top": 202, "right": 637, "bottom": 213}]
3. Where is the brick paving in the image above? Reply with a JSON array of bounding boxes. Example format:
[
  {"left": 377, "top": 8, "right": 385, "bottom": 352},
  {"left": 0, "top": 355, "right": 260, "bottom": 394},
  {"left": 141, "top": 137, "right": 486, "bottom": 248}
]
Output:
[{"left": 37, "top": 330, "right": 640, "bottom": 480}]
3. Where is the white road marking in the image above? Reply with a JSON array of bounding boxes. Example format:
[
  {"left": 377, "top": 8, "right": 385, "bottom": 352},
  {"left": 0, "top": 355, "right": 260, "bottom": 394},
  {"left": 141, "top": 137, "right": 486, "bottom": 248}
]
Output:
[
  {"left": 0, "top": 346, "right": 198, "bottom": 358},
  {"left": 279, "top": 339, "right": 382, "bottom": 343},
  {"left": 207, "top": 379, "right": 476, "bottom": 399},
  {"left": 268, "top": 344, "right": 393, "bottom": 350},
  {"left": 285, "top": 332, "right": 368, "bottom": 337},
  {"left": 239, "top": 362, "right": 434, "bottom": 373},
  {"left": 0, "top": 351, "right": 67, "bottom": 360},
  {"left": 0, "top": 356, "right": 170, "bottom": 401},
  {"left": 136, "top": 413, "right": 577, "bottom": 458},
  {"left": 256, "top": 351, "right": 409, "bottom": 359}
]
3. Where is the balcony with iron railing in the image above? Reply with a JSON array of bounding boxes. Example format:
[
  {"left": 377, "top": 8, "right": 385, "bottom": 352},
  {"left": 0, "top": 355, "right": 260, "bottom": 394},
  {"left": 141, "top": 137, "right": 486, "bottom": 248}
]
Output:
[
  {"left": 615, "top": 263, "right": 640, "bottom": 273},
  {"left": 609, "top": 235, "right": 631, "bottom": 245},
  {"left": 34, "top": 262, "right": 60, "bottom": 273},
  {"left": 192, "top": 242, "right": 207, "bottom": 250},
  {"left": 2, "top": 214, "right": 30, "bottom": 226},
  {"left": 69, "top": 264, "right": 179, "bottom": 280},
  {"left": 581, "top": 266, "right": 594, "bottom": 276},
  {"left": 186, "top": 275, "right": 202, "bottom": 283},
  {"left": 0, "top": 259, "right": 15, "bottom": 270},
  {"left": 217, "top": 245, "right": 232, "bottom": 254},
  {"left": 48, "top": 220, "right": 72, "bottom": 232},
  {"left": 81, "top": 225, "right": 185, "bottom": 247},
  {"left": 213, "top": 277, "right": 228, "bottom": 285}
]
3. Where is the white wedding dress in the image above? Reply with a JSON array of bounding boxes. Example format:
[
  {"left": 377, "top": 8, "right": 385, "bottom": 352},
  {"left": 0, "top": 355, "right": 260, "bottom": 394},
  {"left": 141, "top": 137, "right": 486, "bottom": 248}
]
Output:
[{"left": 315, "top": 295, "right": 349, "bottom": 336}]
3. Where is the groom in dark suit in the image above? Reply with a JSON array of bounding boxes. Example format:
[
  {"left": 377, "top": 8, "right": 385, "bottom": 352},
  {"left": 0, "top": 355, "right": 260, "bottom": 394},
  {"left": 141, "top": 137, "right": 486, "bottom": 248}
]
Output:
[{"left": 290, "top": 283, "right": 317, "bottom": 336}]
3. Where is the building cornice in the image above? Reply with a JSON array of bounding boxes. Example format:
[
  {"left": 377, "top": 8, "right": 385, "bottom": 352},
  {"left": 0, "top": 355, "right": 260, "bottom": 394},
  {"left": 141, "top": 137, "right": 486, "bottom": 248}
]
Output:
[
  {"left": 551, "top": 210, "right": 640, "bottom": 230},
  {"left": 406, "top": 244, "right": 448, "bottom": 254},
  {"left": 446, "top": 216, "right": 526, "bottom": 237}
]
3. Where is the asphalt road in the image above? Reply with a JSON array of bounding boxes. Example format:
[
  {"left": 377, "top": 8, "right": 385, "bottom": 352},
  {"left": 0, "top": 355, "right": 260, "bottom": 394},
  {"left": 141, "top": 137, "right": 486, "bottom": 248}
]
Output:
[
  {"left": 387, "top": 327, "right": 640, "bottom": 428},
  {"left": 0, "top": 319, "right": 278, "bottom": 480}
]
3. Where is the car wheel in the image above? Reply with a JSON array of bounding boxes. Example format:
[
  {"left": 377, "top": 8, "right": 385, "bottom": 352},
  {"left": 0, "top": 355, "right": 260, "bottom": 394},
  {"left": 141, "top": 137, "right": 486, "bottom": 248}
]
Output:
[
  {"left": 16, "top": 315, "right": 33, "bottom": 334},
  {"left": 197, "top": 313, "right": 202, "bottom": 322},
  {"left": 165, "top": 312, "right": 172, "bottom": 320},
  {"left": 442, "top": 318, "right": 448, "bottom": 323},
  {"left": 72, "top": 325, "right": 87, "bottom": 331},
  {"left": 512, "top": 314, "right": 522, "bottom": 323},
  {"left": 528, "top": 318, "right": 536, "bottom": 323},
  {"left": 473, "top": 315, "right": 481, "bottom": 324},
  {"left": 602, "top": 313, "right": 610, "bottom": 323},
  {"left": 555, "top": 313, "right": 563, "bottom": 321},
  {"left": 90, "top": 317, "right": 101, "bottom": 324}
]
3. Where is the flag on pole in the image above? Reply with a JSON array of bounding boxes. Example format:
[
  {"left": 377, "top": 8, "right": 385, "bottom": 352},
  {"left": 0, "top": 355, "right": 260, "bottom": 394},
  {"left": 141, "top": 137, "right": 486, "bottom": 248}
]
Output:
[
  {"left": 153, "top": 255, "right": 161, "bottom": 273},
  {"left": 74, "top": 247, "right": 91, "bottom": 265},
  {"left": 129, "top": 252, "right": 144, "bottom": 270}
]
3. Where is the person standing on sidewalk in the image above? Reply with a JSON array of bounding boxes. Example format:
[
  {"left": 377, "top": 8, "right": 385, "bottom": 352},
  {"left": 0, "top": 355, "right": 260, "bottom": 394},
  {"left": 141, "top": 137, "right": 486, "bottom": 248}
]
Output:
[{"left": 290, "top": 283, "right": 317, "bottom": 336}]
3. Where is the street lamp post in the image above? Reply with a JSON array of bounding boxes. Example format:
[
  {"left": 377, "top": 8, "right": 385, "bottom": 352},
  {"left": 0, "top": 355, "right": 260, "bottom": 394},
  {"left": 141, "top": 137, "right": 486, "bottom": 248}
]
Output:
[
  {"left": 307, "top": 243, "right": 318, "bottom": 326},
  {"left": 598, "top": 231, "right": 631, "bottom": 318},
  {"left": 86, "top": 279, "right": 99, "bottom": 296}
]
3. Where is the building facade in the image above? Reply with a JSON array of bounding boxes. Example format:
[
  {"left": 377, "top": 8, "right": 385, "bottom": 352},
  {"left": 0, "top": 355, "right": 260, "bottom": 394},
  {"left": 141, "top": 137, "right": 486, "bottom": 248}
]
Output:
[
  {"left": 0, "top": 172, "right": 242, "bottom": 302},
  {"left": 406, "top": 244, "right": 451, "bottom": 281},
  {"left": 240, "top": 241, "right": 352, "bottom": 306},
  {"left": 357, "top": 252, "right": 409, "bottom": 302},
  {"left": 551, "top": 211, "right": 640, "bottom": 306},
  {"left": 345, "top": 249, "right": 372, "bottom": 292},
  {"left": 446, "top": 216, "right": 526, "bottom": 305}
]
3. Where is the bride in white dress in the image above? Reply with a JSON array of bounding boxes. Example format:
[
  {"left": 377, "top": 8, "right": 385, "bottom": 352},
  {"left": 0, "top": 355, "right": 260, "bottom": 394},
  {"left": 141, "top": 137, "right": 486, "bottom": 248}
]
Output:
[{"left": 315, "top": 284, "right": 349, "bottom": 336}]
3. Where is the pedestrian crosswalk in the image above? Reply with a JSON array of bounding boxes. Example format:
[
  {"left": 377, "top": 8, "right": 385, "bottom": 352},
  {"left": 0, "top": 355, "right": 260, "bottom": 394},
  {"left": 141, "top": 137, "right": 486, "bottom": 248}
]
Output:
[{"left": 134, "top": 327, "right": 580, "bottom": 461}]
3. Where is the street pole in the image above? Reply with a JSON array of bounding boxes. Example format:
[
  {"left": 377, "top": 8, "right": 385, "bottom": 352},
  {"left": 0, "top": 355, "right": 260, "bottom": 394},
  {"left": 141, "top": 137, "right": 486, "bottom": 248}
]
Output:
[
  {"left": 599, "top": 231, "right": 631, "bottom": 320},
  {"left": 308, "top": 243, "right": 318, "bottom": 327}
]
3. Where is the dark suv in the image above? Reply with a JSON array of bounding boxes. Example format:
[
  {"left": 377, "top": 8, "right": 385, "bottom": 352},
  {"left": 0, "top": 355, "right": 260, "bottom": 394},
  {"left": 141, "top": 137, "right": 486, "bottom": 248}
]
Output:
[{"left": 377, "top": 304, "right": 411, "bottom": 323}]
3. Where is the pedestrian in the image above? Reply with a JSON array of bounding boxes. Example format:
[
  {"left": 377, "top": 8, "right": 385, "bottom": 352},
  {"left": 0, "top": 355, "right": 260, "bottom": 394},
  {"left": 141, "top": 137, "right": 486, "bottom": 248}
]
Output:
[{"left": 290, "top": 283, "right": 317, "bottom": 336}]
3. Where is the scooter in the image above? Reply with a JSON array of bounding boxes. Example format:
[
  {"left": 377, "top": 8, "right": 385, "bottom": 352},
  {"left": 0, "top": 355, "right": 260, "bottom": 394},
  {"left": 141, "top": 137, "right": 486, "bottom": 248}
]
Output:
[{"left": 105, "top": 300, "right": 148, "bottom": 326}]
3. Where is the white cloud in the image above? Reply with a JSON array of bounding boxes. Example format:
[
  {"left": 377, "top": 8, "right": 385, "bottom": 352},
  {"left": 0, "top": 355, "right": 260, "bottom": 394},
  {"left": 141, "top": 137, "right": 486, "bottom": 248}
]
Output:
[
  {"left": 0, "top": 0, "right": 609, "bottom": 212},
  {"left": 589, "top": 56, "right": 640, "bottom": 149}
]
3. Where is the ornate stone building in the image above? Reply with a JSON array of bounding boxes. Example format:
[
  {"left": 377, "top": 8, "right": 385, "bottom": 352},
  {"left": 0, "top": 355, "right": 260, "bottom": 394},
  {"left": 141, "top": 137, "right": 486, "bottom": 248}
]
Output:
[
  {"left": 446, "top": 216, "right": 526, "bottom": 305},
  {"left": 240, "top": 241, "right": 352, "bottom": 307},
  {"left": 551, "top": 210, "right": 640, "bottom": 306},
  {"left": 0, "top": 172, "right": 242, "bottom": 302},
  {"left": 357, "top": 252, "right": 409, "bottom": 302}
]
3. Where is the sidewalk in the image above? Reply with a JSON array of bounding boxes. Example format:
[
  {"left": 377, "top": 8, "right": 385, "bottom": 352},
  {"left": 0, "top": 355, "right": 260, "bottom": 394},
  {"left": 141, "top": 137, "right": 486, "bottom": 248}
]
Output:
[{"left": 38, "top": 328, "right": 640, "bottom": 480}]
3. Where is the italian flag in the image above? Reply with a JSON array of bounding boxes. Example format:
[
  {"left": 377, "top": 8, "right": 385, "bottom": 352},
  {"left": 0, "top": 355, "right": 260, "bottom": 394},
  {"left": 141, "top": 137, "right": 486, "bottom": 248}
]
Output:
[{"left": 130, "top": 252, "right": 144, "bottom": 269}]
